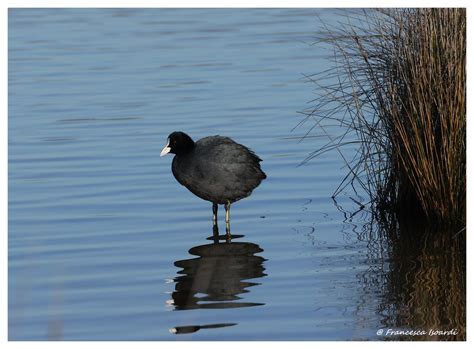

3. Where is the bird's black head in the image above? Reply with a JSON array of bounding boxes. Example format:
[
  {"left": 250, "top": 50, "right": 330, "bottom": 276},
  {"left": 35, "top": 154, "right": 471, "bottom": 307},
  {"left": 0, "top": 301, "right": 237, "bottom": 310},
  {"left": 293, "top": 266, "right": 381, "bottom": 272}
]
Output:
[{"left": 160, "top": 131, "right": 195, "bottom": 157}]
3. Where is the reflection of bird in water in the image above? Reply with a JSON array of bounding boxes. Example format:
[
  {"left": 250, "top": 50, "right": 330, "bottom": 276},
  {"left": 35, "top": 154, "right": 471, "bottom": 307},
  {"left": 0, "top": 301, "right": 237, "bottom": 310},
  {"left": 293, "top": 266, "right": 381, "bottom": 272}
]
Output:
[
  {"left": 170, "top": 240, "right": 266, "bottom": 311},
  {"left": 170, "top": 323, "right": 237, "bottom": 335}
]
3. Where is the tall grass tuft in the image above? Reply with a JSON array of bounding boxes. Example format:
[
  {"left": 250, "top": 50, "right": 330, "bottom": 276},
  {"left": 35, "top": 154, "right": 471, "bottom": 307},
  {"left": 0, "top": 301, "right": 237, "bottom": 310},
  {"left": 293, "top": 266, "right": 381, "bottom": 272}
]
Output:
[{"left": 303, "top": 9, "right": 466, "bottom": 229}]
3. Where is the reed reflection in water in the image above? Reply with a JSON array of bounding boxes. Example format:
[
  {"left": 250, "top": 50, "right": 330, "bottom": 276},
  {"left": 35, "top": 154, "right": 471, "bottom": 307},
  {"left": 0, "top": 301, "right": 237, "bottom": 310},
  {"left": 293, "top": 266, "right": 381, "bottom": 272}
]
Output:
[
  {"left": 169, "top": 236, "right": 266, "bottom": 335},
  {"left": 379, "top": 225, "right": 465, "bottom": 341}
]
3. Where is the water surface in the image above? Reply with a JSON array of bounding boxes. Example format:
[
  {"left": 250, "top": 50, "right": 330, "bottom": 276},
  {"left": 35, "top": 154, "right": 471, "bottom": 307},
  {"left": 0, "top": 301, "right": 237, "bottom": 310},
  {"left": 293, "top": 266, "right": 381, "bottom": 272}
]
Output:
[{"left": 8, "top": 8, "right": 465, "bottom": 340}]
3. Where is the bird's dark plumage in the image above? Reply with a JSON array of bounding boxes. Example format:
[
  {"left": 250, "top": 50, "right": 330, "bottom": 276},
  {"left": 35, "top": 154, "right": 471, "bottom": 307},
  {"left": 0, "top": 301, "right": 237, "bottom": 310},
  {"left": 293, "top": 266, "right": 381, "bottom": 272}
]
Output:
[{"left": 162, "top": 132, "right": 266, "bottom": 204}]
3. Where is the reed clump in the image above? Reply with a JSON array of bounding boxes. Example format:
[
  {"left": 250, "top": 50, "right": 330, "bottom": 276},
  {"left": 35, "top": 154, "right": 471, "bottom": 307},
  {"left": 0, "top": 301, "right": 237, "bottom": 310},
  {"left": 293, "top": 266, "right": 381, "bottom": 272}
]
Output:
[{"left": 303, "top": 9, "right": 466, "bottom": 230}]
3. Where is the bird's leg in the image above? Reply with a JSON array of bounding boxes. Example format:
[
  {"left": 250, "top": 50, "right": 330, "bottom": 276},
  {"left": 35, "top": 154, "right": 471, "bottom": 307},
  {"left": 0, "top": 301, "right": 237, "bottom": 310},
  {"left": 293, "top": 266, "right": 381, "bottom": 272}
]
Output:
[
  {"left": 225, "top": 201, "right": 231, "bottom": 240},
  {"left": 212, "top": 203, "right": 219, "bottom": 242},
  {"left": 212, "top": 203, "right": 218, "bottom": 226},
  {"left": 212, "top": 225, "right": 219, "bottom": 242}
]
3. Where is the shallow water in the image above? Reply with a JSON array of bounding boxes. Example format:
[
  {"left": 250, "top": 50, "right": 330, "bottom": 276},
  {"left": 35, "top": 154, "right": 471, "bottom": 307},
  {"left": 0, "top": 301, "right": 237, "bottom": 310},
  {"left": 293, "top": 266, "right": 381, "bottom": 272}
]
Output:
[{"left": 9, "top": 8, "right": 465, "bottom": 340}]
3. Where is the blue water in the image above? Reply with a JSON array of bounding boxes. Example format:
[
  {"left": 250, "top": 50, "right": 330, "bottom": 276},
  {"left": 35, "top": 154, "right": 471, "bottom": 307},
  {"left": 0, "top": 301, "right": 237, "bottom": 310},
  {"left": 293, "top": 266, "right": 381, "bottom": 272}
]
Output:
[{"left": 8, "top": 8, "right": 440, "bottom": 341}]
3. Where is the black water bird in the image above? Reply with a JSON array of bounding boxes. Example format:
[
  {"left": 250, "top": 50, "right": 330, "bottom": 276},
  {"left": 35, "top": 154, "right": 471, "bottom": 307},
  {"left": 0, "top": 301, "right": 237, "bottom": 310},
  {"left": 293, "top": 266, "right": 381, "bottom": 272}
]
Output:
[{"left": 160, "top": 131, "right": 266, "bottom": 237}]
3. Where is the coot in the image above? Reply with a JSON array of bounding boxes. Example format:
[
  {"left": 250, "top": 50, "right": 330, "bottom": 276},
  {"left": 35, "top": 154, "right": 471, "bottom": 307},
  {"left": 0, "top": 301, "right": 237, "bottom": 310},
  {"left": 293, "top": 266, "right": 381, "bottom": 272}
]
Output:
[{"left": 160, "top": 131, "right": 266, "bottom": 237}]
